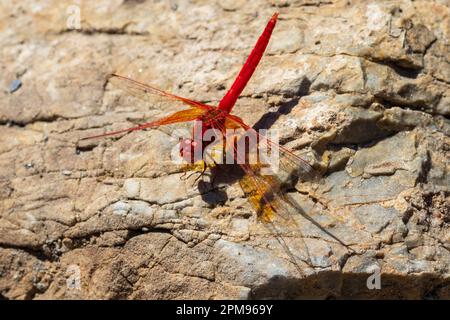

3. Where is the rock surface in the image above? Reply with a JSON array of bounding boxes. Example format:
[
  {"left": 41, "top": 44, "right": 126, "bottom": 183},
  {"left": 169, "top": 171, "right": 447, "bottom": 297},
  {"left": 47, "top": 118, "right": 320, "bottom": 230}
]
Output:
[{"left": 0, "top": 0, "right": 449, "bottom": 299}]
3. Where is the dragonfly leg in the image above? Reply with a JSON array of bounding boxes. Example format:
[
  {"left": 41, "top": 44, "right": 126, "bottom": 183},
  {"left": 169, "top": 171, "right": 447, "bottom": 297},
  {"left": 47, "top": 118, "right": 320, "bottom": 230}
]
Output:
[
  {"left": 180, "top": 170, "right": 188, "bottom": 180},
  {"left": 179, "top": 161, "right": 210, "bottom": 186},
  {"left": 193, "top": 163, "right": 208, "bottom": 184},
  {"left": 180, "top": 170, "right": 200, "bottom": 181}
]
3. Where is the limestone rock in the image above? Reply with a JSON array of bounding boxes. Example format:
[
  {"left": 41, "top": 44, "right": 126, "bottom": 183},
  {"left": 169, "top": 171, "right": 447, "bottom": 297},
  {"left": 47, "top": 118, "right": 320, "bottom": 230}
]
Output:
[{"left": 0, "top": 0, "right": 449, "bottom": 299}]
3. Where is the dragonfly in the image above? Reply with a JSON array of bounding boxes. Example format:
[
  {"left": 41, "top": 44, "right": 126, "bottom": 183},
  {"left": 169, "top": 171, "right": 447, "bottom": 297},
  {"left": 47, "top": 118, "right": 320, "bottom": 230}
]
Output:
[{"left": 81, "top": 13, "right": 346, "bottom": 268}]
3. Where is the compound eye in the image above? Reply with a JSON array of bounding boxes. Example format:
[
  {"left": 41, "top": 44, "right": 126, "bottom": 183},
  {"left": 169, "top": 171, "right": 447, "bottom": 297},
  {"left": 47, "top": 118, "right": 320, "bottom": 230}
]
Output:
[
  {"left": 180, "top": 138, "right": 190, "bottom": 147},
  {"left": 179, "top": 138, "right": 196, "bottom": 163}
]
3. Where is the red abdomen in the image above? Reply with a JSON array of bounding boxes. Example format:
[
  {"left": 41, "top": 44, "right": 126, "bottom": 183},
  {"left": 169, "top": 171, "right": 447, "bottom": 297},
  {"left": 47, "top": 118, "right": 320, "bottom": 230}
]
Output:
[{"left": 218, "top": 13, "right": 279, "bottom": 114}]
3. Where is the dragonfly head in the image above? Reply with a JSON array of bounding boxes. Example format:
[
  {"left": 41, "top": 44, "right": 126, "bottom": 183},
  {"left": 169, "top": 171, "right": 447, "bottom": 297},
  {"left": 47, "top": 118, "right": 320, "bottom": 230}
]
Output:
[{"left": 179, "top": 138, "right": 198, "bottom": 163}]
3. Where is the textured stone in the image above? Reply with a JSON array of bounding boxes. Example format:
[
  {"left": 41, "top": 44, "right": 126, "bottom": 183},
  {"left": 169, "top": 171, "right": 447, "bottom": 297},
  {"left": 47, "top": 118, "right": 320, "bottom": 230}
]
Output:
[{"left": 0, "top": 0, "right": 449, "bottom": 300}]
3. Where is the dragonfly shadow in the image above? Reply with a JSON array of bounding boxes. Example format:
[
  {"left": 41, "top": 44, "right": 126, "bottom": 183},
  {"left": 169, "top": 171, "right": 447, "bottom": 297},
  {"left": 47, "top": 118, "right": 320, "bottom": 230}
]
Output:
[
  {"left": 197, "top": 164, "right": 244, "bottom": 207},
  {"left": 253, "top": 77, "right": 311, "bottom": 131},
  {"left": 198, "top": 180, "right": 228, "bottom": 206}
]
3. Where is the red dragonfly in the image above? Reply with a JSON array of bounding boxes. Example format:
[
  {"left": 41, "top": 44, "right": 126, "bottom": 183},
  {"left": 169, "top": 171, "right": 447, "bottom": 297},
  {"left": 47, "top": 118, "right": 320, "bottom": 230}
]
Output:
[{"left": 82, "top": 13, "right": 318, "bottom": 235}]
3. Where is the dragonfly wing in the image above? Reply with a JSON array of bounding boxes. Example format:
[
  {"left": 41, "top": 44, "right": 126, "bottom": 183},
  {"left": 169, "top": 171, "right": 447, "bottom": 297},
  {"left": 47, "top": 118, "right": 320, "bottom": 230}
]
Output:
[
  {"left": 273, "top": 144, "right": 317, "bottom": 180},
  {"left": 81, "top": 107, "right": 207, "bottom": 140},
  {"left": 238, "top": 163, "right": 283, "bottom": 222},
  {"left": 240, "top": 159, "right": 352, "bottom": 248},
  {"left": 238, "top": 164, "right": 301, "bottom": 226},
  {"left": 110, "top": 73, "right": 213, "bottom": 111},
  {"left": 237, "top": 162, "right": 314, "bottom": 272},
  {"left": 224, "top": 114, "right": 317, "bottom": 181}
]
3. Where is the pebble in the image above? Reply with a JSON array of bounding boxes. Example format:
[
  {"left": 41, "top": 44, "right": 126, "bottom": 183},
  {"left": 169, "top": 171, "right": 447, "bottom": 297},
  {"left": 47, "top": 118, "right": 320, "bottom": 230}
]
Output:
[
  {"left": 9, "top": 79, "right": 22, "bottom": 93},
  {"left": 24, "top": 163, "right": 34, "bottom": 169},
  {"left": 62, "top": 170, "right": 72, "bottom": 176}
]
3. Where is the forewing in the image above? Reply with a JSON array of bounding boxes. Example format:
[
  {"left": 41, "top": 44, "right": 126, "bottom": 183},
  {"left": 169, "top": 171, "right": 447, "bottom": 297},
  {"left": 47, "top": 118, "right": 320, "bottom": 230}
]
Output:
[
  {"left": 81, "top": 74, "right": 214, "bottom": 140},
  {"left": 109, "top": 74, "right": 213, "bottom": 111},
  {"left": 81, "top": 107, "right": 207, "bottom": 140}
]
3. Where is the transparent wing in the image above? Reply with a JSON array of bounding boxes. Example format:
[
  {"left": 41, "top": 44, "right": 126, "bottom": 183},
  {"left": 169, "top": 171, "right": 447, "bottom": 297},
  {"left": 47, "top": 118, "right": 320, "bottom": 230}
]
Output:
[
  {"left": 81, "top": 107, "right": 208, "bottom": 140},
  {"left": 237, "top": 160, "right": 315, "bottom": 273},
  {"left": 224, "top": 114, "right": 317, "bottom": 181},
  {"left": 210, "top": 116, "right": 302, "bottom": 222},
  {"left": 109, "top": 74, "right": 213, "bottom": 111},
  {"left": 81, "top": 74, "right": 214, "bottom": 140}
]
